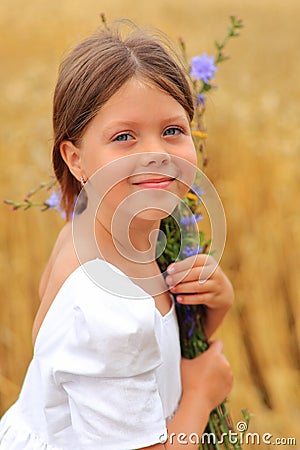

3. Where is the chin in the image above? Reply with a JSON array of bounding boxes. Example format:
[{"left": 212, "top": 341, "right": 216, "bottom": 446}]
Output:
[{"left": 136, "top": 208, "right": 172, "bottom": 221}]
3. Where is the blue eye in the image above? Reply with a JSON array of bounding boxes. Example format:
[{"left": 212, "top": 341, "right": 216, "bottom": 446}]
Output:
[
  {"left": 114, "top": 133, "right": 133, "bottom": 142},
  {"left": 164, "top": 127, "right": 183, "bottom": 136}
]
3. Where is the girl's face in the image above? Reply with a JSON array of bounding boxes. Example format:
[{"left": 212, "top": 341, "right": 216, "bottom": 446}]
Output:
[{"left": 67, "top": 77, "right": 197, "bottom": 222}]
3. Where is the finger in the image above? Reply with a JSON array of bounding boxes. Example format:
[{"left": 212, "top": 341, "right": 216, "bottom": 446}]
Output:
[
  {"left": 174, "top": 291, "right": 214, "bottom": 306},
  {"left": 165, "top": 264, "right": 216, "bottom": 287},
  {"left": 169, "top": 279, "right": 214, "bottom": 294},
  {"left": 198, "top": 262, "right": 219, "bottom": 283},
  {"left": 167, "top": 254, "right": 216, "bottom": 274}
]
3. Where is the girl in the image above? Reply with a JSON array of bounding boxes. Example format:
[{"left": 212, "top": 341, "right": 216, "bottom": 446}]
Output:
[{"left": 0, "top": 22, "right": 234, "bottom": 449}]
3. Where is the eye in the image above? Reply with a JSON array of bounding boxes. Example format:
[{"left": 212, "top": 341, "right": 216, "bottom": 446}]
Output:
[
  {"left": 114, "top": 132, "right": 134, "bottom": 142},
  {"left": 163, "top": 127, "right": 184, "bottom": 136}
]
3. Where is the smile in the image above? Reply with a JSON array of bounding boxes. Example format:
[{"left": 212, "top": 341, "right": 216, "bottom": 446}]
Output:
[{"left": 132, "top": 177, "right": 175, "bottom": 189}]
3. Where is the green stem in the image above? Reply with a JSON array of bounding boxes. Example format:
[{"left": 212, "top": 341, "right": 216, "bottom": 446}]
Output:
[
  {"left": 3, "top": 199, "right": 51, "bottom": 211},
  {"left": 26, "top": 179, "right": 56, "bottom": 198},
  {"left": 214, "top": 16, "right": 243, "bottom": 65}
]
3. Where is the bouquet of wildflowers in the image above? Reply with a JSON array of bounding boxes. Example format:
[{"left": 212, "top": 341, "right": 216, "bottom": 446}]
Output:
[
  {"left": 4, "top": 15, "right": 248, "bottom": 449},
  {"left": 157, "top": 16, "right": 247, "bottom": 450},
  {"left": 159, "top": 14, "right": 243, "bottom": 354}
]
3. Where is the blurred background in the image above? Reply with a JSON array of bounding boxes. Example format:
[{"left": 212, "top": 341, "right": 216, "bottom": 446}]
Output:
[{"left": 1, "top": 0, "right": 299, "bottom": 447}]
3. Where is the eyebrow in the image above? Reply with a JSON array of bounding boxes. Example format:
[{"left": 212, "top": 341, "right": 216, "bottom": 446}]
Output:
[
  {"left": 161, "top": 114, "right": 190, "bottom": 125},
  {"left": 103, "top": 121, "right": 139, "bottom": 133}
]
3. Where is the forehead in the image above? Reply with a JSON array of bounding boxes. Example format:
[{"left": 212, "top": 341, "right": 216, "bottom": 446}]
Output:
[{"left": 98, "top": 76, "right": 187, "bottom": 118}]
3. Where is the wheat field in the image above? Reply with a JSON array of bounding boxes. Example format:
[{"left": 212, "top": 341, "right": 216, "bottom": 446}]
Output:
[{"left": 1, "top": 0, "right": 300, "bottom": 447}]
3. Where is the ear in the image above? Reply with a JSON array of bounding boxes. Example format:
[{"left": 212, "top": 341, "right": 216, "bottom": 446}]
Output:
[{"left": 60, "top": 140, "right": 85, "bottom": 181}]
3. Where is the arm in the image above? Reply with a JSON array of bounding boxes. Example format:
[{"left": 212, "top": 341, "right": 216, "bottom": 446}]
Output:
[
  {"left": 165, "top": 254, "right": 234, "bottom": 338},
  {"left": 140, "top": 341, "right": 233, "bottom": 449},
  {"left": 38, "top": 221, "right": 73, "bottom": 300}
]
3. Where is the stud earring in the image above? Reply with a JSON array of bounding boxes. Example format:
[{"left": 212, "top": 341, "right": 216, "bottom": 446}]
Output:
[{"left": 79, "top": 175, "right": 86, "bottom": 187}]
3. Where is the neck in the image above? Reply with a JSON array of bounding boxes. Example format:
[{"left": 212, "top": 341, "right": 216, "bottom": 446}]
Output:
[
  {"left": 96, "top": 213, "right": 161, "bottom": 264},
  {"left": 82, "top": 187, "right": 162, "bottom": 265}
]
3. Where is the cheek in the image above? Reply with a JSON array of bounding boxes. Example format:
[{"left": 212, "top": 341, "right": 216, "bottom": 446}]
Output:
[
  {"left": 105, "top": 180, "right": 130, "bottom": 205},
  {"left": 184, "top": 142, "right": 197, "bottom": 167},
  {"left": 87, "top": 156, "right": 135, "bottom": 200},
  {"left": 177, "top": 181, "right": 190, "bottom": 199},
  {"left": 174, "top": 146, "right": 198, "bottom": 193}
]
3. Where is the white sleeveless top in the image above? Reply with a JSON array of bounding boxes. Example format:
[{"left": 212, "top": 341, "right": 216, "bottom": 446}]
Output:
[{"left": 0, "top": 259, "right": 181, "bottom": 449}]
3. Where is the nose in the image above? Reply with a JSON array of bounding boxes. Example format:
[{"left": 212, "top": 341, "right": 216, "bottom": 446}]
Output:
[{"left": 140, "top": 151, "right": 171, "bottom": 167}]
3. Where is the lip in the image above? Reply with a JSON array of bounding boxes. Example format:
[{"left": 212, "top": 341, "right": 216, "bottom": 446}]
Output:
[{"left": 132, "top": 177, "right": 175, "bottom": 189}]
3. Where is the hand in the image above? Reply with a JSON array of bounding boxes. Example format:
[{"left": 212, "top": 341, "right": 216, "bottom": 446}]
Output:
[
  {"left": 181, "top": 340, "right": 234, "bottom": 412},
  {"left": 165, "top": 254, "right": 234, "bottom": 311}
]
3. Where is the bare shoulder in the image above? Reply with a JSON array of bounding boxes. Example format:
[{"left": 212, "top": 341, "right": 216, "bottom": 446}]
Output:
[
  {"left": 33, "top": 221, "right": 80, "bottom": 345},
  {"left": 38, "top": 221, "right": 77, "bottom": 299}
]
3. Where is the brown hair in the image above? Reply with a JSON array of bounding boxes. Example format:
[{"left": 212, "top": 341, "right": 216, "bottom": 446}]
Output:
[{"left": 52, "top": 22, "right": 194, "bottom": 219}]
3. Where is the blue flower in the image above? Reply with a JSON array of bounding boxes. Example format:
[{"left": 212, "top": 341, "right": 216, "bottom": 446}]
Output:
[
  {"left": 188, "top": 319, "right": 196, "bottom": 338},
  {"left": 190, "top": 54, "right": 217, "bottom": 83},
  {"left": 196, "top": 93, "right": 206, "bottom": 106},
  {"left": 191, "top": 184, "right": 205, "bottom": 198},
  {"left": 45, "top": 190, "right": 60, "bottom": 208},
  {"left": 45, "top": 190, "right": 66, "bottom": 219},
  {"left": 182, "top": 306, "right": 196, "bottom": 338},
  {"left": 182, "top": 245, "right": 203, "bottom": 258},
  {"left": 180, "top": 214, "right": 203, "bottom": 226}
]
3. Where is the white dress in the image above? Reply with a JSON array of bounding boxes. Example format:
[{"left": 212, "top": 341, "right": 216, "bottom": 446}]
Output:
[{"left": 0, "top": 259, "right": 182, "bottom": 450}]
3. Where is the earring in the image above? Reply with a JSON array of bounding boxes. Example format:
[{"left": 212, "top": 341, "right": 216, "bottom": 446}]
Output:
[{"left": 79, "top": 175, "right": 86, "bottom": 187}]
